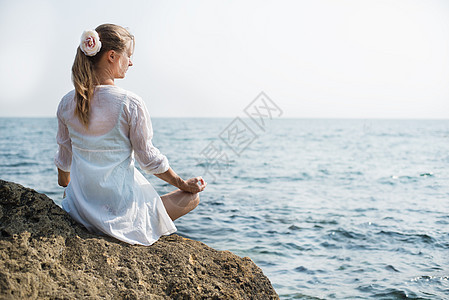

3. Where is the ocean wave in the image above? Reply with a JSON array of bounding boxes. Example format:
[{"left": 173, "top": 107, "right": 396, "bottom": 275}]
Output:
[
  {"left": 377, "top": 230, "right": 436, "bottom": 245},
  {"left": 0, "top": 161, "right": 39, "bottom": 168}
]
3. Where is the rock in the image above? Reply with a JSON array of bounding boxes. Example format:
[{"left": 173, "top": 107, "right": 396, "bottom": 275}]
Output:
[{"left": 0, "top": 180, "right": 278, "bottom": 299}]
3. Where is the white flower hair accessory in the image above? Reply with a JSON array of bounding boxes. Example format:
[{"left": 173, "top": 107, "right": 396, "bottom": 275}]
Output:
[{"left": 80, "top": 30, "right": 102, "bottom": 56}]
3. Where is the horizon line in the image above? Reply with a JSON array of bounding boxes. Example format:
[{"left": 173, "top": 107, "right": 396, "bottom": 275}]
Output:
[{"left": 1, "top": 116, "right": 449, "bottom": 121}]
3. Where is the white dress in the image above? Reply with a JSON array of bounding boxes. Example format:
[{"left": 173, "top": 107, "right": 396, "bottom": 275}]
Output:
[{"left": 54, "top": 85, "right": 176, "bottom": 246}]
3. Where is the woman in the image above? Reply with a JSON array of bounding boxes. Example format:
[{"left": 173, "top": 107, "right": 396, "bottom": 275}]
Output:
[{"left": 55, "top": 24, "right": 206, "bottom": 246}]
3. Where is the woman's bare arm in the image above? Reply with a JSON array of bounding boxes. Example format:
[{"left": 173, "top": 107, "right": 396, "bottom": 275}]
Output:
[
  {"left": 154, "top": 167, "right": 206, "bottom": 194},
  {"left": 57, "top": 168, "right": 71, "bottom": 187}
]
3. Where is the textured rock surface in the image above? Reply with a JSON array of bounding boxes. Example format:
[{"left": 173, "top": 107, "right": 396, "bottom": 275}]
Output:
[{"left": 0, "top": 180, "right": 278, "bottom": 299}]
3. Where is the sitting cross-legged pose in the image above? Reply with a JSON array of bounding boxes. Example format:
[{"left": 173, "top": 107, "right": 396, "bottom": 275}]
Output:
[{"left": 55, "top": 24, "right": 206, "bottom": 246}]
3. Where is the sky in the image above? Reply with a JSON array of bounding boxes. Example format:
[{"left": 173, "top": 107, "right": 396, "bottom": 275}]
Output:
[{"left": 0, "top": 0, "right": 448, "bottom": 118}]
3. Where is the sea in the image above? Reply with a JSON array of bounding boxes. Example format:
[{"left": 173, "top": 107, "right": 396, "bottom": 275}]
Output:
[{"left": 1, "top": 117, "right": 448, "bottom": 299}]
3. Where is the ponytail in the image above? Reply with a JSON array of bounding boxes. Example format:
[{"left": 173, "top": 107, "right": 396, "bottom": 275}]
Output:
[
  {"left": 71, "top": 24, "right": 134, "bottom": 127},
  {"left": 72, "top": 47, "right": 96, "bottom": 127}
]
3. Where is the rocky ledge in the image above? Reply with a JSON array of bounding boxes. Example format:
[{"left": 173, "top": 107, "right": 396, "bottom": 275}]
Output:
[{"left": 0, "top": 180, "right": 278, "bottom": 299}]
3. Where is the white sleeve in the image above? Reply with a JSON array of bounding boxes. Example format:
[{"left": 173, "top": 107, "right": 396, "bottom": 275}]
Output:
[
  {"left": 128, "top": 97, "right": 170, "bottom": 175},
  {"left": 54, "top": 102, "right": 72, "bottom": 172}
]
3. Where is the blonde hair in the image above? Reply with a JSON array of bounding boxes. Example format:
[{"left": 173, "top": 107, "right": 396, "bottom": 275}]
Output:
[{"left": 71, "top": 24, "right": 134, "bottom": 127}]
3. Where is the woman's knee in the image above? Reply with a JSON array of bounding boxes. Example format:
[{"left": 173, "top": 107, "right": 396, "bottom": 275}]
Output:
[{"left": 192, "top": 193, "right": 200, "bottom": 209}]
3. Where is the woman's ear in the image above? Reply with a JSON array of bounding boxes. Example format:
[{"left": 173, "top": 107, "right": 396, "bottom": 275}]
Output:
[{"left": 107, "top": 50, "right": 116, "bottom": 63}]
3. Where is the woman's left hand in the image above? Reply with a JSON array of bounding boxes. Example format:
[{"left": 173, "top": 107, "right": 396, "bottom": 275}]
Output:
[{"left": 180, "top": 176, "right": 207, "bottom": 194}]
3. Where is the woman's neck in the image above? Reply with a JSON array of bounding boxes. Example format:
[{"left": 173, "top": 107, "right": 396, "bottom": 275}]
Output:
[
  {"left": 94, "top": 67, "right": 115, "bottom": 86},
  {"left": 97, "top": 78, "right": 115, "bottom": 86}
]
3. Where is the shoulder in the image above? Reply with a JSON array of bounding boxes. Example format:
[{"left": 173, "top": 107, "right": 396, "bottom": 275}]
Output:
[
  {"left": 59, "top": 90, "right": 76, "bottom": 106},
  {"left": 56, "top": 90, "right": 76, "bottom": 118},
  {"left": 97, "top": 85, "right": 143, "bottom": 107},
  {"left": 124, "top": 88, "right": 145, "bottom": 109},
  {"left": 110, "top": 87, "right": 150, "bottom": 126},
  {"left": 113, "top": 86, "right": 147, "bottom": 114}
]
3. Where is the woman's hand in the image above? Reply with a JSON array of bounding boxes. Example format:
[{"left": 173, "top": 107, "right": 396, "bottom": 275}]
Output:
[
  {"left": 57, "top": 168, "right": 71, "bottom": 187},
  {"left": 180, "top": 177, "right": 207, "bottom": 194}
]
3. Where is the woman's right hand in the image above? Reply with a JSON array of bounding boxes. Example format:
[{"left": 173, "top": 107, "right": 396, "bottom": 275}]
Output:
[{"left": 180, "top": 176, "right": 207, "bottom": 194}]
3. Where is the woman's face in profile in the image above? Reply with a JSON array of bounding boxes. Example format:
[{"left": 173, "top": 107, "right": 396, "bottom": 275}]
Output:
[{"left": 115, "top": 40, "right": 134, "bottom": 79}]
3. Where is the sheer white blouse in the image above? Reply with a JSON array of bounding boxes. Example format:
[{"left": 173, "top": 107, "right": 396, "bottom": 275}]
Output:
[
  {"left": 54, "top": 85, "right": 176, "bottom": 245},
  {"left": 55, "top": 85, "right": 169, "bottom": 174}
]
